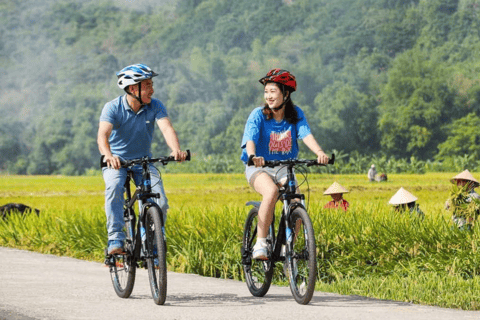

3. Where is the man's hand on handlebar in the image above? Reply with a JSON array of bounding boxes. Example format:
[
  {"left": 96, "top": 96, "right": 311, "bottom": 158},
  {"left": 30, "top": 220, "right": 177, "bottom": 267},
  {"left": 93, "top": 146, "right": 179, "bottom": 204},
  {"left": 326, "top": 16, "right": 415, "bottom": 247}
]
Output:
[
  {"left": 170, "top": 149, "right": 188, "bottom": 162},
  {"left": 104, "top": 154, "right": 121, "bottom": 170}
]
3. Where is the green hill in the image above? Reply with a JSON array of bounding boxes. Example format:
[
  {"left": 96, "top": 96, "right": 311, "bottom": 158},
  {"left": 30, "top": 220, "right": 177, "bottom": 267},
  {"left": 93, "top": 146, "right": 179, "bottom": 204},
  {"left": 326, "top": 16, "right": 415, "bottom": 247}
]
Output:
[{"left": 1, "top": 0, "right": 480, "bottom": 174}]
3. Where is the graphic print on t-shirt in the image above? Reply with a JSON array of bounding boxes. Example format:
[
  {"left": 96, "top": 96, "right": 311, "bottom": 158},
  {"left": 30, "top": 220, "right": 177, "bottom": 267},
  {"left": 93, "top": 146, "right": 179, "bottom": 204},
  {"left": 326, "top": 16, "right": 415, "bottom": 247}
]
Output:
[{"left": 269, "top": 130, "right": 292, "bottom": 155}]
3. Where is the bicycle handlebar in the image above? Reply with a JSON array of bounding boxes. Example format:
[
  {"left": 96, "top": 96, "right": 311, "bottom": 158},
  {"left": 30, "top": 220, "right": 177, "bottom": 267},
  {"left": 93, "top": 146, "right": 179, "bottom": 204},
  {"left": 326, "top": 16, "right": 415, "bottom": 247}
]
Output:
[
  {"left": 247, "top": 153, "right": 335, "bottom": 167},
  {"left": 100, "top": 150, "right": 191, "bottom": 168},
  {"left": 120, "top": 150, "right": 191, "bottom": 167}
]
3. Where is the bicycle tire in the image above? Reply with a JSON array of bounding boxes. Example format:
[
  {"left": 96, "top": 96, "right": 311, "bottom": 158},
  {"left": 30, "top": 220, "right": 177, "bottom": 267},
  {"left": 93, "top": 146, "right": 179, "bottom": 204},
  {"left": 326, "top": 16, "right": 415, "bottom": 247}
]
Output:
[
  {"left": 286, "top": 206, "right": 316, "bottom": 305},
  {"left": 110, "top": 215, "right": 136, "bottom": 298},
  {"left": 242, "top": 207, "right": 274, "bottom": 297},
  {"left": 145, "top": 206, "right": 167, "bottom": 305}
]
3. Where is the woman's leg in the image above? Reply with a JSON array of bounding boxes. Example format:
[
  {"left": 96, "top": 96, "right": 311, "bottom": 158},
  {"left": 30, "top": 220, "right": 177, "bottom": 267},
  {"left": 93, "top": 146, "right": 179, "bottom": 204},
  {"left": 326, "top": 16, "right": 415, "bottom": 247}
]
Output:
[{"left": 252, "top": 172, "right": 279, "bottom": 238}]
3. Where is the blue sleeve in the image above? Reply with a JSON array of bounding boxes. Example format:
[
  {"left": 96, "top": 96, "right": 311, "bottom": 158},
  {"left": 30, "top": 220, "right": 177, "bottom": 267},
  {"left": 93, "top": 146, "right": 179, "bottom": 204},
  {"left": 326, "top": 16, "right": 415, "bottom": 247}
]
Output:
[
  {"left": 241, "top": 108, "right": 262, "bottom": 149},
  {"left": 153, "top": 100, "right": 168, "bottom": 120},
  {"left": 295, "top": 106, "right": 311, "bottom": 139},
  {"left": 99, "top": 101, "right": 117, "bottom": 125}
]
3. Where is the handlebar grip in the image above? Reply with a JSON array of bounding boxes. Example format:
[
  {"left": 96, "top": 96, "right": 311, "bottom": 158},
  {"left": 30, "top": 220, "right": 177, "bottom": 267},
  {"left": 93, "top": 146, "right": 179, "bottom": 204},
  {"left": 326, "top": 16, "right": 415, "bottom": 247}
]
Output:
[
  {"left": 186, "top": 149, "right": 191, "bottom": 161},
  {"left": 100, "top": 155, "right": 128, "bottom": 168},
  {"left": 247, "top": 155, "right": 254, "bottom": 166},
  {"left": 100, "top": 155, "right": 107, "bottom": 168},
  {"left": 328, "top": 153, "right": 335, "bottom": 165}
]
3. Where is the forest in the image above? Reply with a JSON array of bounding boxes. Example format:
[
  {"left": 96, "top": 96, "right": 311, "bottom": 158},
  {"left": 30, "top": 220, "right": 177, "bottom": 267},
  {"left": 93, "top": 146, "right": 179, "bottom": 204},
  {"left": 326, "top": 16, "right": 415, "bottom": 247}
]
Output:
[{"left": 1, "top": 0, "right": 480, "bottom": 175}]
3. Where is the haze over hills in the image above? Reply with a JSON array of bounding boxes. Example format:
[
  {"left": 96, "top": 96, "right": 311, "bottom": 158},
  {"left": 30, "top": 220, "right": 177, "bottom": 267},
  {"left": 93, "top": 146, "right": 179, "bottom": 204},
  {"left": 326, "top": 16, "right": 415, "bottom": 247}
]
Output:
[{"left": 1, "top": 0, "right": 480, "bottom": 174}]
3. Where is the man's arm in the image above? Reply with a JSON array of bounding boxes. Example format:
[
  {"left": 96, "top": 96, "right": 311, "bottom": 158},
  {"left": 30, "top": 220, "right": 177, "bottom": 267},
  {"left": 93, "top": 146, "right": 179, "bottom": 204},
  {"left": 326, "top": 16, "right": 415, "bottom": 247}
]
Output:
[
  {"left": 97, "top": 121, "right": 121, "bottom": 169},
  {"left": 156, "top": 117, "right": 186, "bottom": 161}
]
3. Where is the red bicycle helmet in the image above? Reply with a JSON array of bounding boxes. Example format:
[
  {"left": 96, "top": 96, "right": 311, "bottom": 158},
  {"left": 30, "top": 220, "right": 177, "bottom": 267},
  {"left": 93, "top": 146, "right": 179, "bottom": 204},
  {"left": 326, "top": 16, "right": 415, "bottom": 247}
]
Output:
[{"left": 259, "top": 68, "right": 297, "bottom": 92}]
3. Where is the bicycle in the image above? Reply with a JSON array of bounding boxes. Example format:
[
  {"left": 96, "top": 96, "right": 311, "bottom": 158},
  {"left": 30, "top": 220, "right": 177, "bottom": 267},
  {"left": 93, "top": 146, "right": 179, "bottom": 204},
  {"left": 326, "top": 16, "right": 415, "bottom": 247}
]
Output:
[
  {"left": 102, "top": 151, "right": 190, "bottom": 305},
  {"left": 241, "top": 154, "right": 335, "bottom": 305}
]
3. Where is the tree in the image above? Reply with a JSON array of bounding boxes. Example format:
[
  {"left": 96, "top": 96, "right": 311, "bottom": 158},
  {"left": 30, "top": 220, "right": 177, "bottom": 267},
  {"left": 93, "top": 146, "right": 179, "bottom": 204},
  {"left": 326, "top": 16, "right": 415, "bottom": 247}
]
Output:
[
  {"left": 313, "top": 82, "right": 380, "bottom": 153},
  {"left": 436, "top": 112, "right": 480, "bottom": 160},
  {"left": 377, "top": 48, "right": 456, "bottom": 159}
]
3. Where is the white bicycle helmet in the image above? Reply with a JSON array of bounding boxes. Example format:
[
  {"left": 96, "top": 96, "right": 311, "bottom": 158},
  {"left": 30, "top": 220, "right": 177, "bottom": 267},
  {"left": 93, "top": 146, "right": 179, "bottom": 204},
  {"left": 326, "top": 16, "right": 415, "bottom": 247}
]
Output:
[{"left": 116, "top": 64, "right": 158, "bottom": 90}]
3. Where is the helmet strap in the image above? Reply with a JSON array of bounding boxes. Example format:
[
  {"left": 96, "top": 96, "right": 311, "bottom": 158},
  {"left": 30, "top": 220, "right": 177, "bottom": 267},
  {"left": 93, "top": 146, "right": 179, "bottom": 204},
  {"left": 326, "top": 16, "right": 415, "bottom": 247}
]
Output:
[
  {"left": 126, "top": 83, "right": 145, "bottom": 107},
  {"left": 135, "top": 83, "right": 144, "bottom": 106},
  {"left": 271, "top": 89, "right": 290, "bottom": 111}
]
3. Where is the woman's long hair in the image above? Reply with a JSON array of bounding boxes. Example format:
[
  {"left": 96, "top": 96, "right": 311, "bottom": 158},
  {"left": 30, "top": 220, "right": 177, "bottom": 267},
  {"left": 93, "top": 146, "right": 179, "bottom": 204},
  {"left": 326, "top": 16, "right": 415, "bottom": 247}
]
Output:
[{"left": 262, "top": 83, "right": 299, "bottom": 124}]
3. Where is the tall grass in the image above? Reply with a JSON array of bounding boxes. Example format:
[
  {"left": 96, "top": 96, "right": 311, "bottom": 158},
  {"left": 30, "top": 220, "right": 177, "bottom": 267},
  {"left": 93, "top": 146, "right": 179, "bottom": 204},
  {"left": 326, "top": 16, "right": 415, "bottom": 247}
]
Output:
[{"left": 1, "top": 173, "right": 480, "bottom": 309}]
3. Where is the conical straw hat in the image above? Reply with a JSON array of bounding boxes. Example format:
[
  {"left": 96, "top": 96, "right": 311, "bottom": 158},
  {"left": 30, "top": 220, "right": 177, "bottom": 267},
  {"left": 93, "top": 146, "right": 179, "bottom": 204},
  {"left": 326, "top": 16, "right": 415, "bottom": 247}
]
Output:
[
  {"left": 450, "top": 169, "right": 479, "bottom": 187},
  {"left": 323, "top": 182, "right": 349, "bottom": 195},
  {"left": 388, "top": 187, "right": 417, "bottom": 205}
]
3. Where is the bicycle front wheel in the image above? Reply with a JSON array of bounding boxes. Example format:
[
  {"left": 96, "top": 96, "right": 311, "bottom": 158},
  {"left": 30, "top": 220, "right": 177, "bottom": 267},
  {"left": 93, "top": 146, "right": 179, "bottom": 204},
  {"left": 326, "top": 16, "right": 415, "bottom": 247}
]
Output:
[
  {"left": 110, "top": 215, "right": 136, "bottom": 298},
  {"left": 242, "top": 207, "right": 274, "bottom": 297},
  {"left": 145, "top": 206, "right": 167, "bottom": 305},
  {"left": 286, "top": 206, "right": 316, "bottom": 305}
]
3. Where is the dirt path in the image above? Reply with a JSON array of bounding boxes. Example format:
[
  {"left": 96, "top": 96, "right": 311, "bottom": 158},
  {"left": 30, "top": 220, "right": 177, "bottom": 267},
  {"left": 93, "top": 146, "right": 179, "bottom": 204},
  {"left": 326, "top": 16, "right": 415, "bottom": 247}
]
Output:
[{"left": 0, "top": 247, "right": 478, "bottom": 320}]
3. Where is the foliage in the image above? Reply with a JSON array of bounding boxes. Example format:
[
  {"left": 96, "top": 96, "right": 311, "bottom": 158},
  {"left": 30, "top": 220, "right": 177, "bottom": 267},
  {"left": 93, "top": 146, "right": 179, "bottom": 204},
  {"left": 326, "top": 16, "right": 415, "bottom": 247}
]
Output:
[
  {"left": 436, "top": 112, "right": 480, "bottom": 160},
  {"left": 2, "top": 0, "right": 480, "bottom": 174}
]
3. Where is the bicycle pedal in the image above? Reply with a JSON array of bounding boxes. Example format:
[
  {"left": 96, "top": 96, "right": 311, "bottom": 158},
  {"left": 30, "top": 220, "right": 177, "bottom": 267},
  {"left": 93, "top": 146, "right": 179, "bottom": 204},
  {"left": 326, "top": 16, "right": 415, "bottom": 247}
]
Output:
[{"left": 104, "top": 255, "right": 115, "bottom": 267}]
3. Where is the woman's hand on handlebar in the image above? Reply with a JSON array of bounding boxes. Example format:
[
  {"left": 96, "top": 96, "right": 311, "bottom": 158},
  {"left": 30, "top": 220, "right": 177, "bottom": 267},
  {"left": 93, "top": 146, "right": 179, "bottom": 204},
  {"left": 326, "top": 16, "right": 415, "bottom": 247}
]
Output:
[
  {"left": 252, "top": 156, "right": 265, "bottom": 167},
  {"left": 104, "top": 154, "right": 121, "bottom": 170},
  {"left": 316, "top": 151, "right": 329, "bottom": 165}
]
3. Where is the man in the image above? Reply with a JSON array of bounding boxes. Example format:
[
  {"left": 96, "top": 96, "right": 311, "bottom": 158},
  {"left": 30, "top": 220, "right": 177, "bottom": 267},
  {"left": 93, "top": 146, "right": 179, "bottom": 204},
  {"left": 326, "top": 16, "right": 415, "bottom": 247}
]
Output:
[{"left": 97, "top": 63, "right": 187, "bottom": 255}]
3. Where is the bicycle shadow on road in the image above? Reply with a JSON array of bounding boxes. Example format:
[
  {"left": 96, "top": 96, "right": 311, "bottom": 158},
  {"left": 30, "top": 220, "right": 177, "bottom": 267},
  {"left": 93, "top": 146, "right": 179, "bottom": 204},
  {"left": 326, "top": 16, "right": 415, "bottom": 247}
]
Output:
[{"left": 126, "top": 292, "right": 413, "bottom": 308}]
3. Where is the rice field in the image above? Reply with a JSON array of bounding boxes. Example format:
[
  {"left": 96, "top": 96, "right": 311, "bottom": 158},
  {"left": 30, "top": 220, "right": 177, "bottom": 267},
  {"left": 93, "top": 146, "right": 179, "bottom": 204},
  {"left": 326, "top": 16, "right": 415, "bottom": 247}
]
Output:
[{"left": 1, "top": 172, "right": 480, "bottom": 309}]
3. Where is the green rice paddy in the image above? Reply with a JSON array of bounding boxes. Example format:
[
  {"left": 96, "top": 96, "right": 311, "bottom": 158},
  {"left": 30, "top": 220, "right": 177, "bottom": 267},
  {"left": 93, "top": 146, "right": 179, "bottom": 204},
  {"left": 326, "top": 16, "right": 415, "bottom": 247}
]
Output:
[{"left": 1, "top": 172, "right": 480, "bottom": 309}]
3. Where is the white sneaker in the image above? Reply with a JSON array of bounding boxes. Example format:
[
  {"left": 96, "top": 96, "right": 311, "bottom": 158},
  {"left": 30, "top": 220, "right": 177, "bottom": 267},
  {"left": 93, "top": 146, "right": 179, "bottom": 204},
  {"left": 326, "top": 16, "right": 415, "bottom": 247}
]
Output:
[{"left": 252, "top": 243, "right": 269, "bottom": 260}]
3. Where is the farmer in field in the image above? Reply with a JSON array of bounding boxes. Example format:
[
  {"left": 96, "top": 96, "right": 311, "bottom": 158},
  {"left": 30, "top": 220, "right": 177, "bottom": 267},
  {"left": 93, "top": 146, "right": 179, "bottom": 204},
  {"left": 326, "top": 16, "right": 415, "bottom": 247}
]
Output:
[
  {"left": 445, "top": 169, "right": 480, "bottom": 228},
  {"left": 240, "top": 68, "right": 329, "bottom": 260},
  {"left": 368, "top": 164, "right": 376, "bottom": 182},
  {"left": 97, "top": 63, "right": 187, "bottom": 255},
  {"left": 323, "top": 182, "right": 349, "bottom": 211},
  {"left": 388, "top": 187, "right": 424, "bottom": 219}
]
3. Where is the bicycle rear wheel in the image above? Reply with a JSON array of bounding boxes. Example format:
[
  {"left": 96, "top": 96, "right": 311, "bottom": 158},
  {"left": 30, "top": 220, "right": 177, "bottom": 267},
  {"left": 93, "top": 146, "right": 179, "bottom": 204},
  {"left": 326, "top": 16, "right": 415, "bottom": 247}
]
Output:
[
  {"left": 242, "top": 207, "right": 274, "bottom": 297},
  {"left": 109, "top": 213, "right": 136, "bottom": 298},
  {"left": 286, "top": 206, "right": 316, "bottom": 305},
  {"left": 145, "top": 206, "right": 167, "bottom": 305}
]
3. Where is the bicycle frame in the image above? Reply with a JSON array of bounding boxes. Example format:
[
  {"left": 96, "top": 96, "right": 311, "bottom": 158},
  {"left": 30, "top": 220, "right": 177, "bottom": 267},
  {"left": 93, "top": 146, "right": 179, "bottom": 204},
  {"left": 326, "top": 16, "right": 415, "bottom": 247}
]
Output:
[
  {"left": 123, "top": 168, "right": 163, "bottom": 264},
  {"left": 103, "top": 151, "right": 190, "bottom": 266}
]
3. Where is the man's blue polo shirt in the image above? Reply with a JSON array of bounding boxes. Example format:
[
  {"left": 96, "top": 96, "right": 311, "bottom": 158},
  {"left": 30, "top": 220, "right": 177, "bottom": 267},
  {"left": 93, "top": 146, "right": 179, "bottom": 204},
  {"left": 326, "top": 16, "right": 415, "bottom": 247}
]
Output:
[{"left": 99, "top": 95, "right": 168, "bottom": 160}]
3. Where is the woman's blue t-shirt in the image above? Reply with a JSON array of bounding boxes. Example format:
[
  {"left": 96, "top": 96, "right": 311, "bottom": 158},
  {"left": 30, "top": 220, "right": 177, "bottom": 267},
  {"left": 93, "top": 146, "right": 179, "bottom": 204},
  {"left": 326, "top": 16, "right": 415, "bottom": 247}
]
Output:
[{"left": 240, "top": 106, "right": 312, "bottom": 163}]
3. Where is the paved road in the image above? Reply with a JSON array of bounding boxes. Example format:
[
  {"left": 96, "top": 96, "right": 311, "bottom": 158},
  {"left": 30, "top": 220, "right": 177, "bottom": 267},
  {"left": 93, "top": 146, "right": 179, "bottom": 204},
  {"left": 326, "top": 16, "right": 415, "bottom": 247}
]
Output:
[{"left": 1, "top": 247, "right": 479, "bottom": 320}]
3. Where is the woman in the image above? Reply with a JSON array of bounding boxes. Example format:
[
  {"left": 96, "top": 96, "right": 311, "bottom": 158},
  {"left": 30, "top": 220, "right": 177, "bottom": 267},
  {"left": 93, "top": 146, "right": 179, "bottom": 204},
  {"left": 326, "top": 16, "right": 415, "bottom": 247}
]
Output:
[
  {"left": 240, "top": 69, "right": 329, "bottom": 260},
  {"left": 323, "top": 182, "right": 349, "bottom": 211}
]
